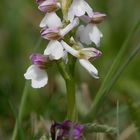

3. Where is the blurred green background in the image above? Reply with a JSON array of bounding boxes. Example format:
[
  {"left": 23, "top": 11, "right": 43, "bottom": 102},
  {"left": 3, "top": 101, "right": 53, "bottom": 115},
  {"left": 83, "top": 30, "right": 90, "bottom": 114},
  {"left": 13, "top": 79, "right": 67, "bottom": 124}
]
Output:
[{"left": 0, "top": 0, "right": 140, "bottom": 139}]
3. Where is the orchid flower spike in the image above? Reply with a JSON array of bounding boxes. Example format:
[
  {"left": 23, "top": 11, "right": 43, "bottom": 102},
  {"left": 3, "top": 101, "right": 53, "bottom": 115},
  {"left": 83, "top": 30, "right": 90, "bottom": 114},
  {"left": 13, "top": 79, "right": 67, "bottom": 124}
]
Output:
[
  {"left": 36, "top": 0, "right": 61, "bottom": 13},
  {"left": 76, "top": 12, "right": 106, "bottom": 47},
  {"left": 68, "top": 0, "right": 93, "bottom": 22},
  {"left": 61, "top": 41, "right": 101, "bottom": 79},
  {"left": 40, "top": 12, "right": 79, "bottom": 40},
  {"left": 24, "top": 54, "right": 50, "bottom": 88}
]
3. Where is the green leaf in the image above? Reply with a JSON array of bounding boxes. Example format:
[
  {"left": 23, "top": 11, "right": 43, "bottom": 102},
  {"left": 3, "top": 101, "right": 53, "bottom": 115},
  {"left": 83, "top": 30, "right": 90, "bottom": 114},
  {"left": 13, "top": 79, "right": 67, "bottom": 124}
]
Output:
[{"left": 84, "top": 20, "right": 140, "bottom": 121}]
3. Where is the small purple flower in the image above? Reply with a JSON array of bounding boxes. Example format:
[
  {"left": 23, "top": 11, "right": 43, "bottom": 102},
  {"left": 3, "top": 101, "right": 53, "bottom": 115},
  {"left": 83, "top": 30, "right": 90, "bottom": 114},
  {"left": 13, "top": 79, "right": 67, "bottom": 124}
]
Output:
[
  {"left": 30, "top": 53, "right": 49, "bottom": 69},
  {"left": 51, "top": 120, "right": 85, "bottom": 140}
]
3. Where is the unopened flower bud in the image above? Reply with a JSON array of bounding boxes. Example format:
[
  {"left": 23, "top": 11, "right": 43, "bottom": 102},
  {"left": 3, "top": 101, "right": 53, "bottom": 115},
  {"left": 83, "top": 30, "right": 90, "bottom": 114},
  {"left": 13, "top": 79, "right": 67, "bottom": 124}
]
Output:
[
  {"left": 40, "top": 27, "right": 61, "bottom": 40},
  {"left": 36, "top": 0, "right": 45, "bottom": 5},
  {"left": 80, "top": 12, "right": 106, "bottom": 24},
  {"left": 79, "top": 48, "right": 102, "bottom": 60},
  {"left": 38, "top": 0, "right": 60, "bottom": 13},
  {"left": 41, "top": 18, "right": 79, "bottom": 40},
  {"left": 30, "top": 53, "right": 50, "bottom": 69},
  {"left": 91, "top": 12, "right": 106, "bottom": 24}
]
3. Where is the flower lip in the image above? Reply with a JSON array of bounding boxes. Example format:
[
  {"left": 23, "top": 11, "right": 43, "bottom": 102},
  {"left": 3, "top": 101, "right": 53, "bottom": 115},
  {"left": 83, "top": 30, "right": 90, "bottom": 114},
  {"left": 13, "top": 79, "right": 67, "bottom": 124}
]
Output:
[
  {"left": 76, "top": 24, "right": 103, "bottom": 47},
  {"left": 40, "top": 27, "right": 61, "bottom": 40},
  {"left": 30, "top": 53, "right": 49, "bottom": 69},
  {"left": 38, "top": 0, "right": 60, "bottom": 13},
  {"left": 24, "top": 65, "right": 48, "bottom": 88}
]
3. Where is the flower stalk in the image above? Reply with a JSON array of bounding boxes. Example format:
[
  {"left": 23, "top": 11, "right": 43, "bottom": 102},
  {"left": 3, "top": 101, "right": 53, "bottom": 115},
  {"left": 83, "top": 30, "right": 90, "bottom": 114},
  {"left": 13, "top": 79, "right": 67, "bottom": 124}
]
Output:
[
  {"left": 23, "top": 0, "right": 106, "bottom": 139},
  {"left": 66, "top": 77, "right": 76, "bottom": 121},
  {"left": 56, "top": 59, "right": 77, "bottom": 121}
]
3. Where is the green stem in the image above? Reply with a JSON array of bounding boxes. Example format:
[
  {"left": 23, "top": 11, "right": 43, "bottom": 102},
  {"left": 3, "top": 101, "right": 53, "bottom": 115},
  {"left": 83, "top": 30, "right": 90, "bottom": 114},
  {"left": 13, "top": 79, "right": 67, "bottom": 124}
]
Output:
[
  {"left": 12, "top": 82, "right": 29, "bottom": 140},
  {"left": 56, "top": 59, "right": 71, "bottom": 80},
  {"left": 56, "top": 59, "right": 76, "bottom": 121},
  {"left": 66, "top": 78, "right": 76, "bottom": 121}
]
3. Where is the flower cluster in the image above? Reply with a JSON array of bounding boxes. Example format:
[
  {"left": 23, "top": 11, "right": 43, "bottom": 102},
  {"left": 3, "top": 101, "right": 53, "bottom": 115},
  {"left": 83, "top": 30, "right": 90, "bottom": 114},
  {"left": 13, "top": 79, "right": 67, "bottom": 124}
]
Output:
[
  {"left": 51, "top": 120, "right": 85, "bottom": 140},
  {"left": 24, "top": 0, "right": 106, "bottom": 88}
]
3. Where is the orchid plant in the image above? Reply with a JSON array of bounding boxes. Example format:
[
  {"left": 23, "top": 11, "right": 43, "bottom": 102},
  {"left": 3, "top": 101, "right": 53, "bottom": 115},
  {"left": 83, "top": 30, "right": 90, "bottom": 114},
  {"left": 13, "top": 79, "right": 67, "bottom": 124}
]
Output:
[
  {"left": 24, "top": 0, "right": 107, "bottom": 139},
  {"left": 12, "top": 0, "right": 121, "bottom": 140}
]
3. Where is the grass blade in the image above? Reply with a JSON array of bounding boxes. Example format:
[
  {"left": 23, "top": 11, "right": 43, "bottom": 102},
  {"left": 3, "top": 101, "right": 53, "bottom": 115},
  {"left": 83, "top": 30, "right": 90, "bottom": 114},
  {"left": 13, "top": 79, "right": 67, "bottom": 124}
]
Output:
[
  {"left": 84, "top": 33, "right": 140, "bottom": 121},
  {"left": 12, "top": 81, "right": 30, "bottom": 140}
]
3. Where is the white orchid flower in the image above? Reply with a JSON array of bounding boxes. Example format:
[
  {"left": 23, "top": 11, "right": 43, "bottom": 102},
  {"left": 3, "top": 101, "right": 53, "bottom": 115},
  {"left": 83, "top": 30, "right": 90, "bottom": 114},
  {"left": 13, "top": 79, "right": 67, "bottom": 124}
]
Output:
[
  {"left": 76, "top": 12, "right": 106, "bottom": 47},
  {"left": 76, "top": 24, "right": 103, "bottom": 47},
  {"left": 68, "top": 0, "right": 93, "bottom": 22},
  {"left": 40, "top": 12, "right": 79, "bottom": 40},
  {"left": 61, "top": 41, "right": 101, "bottom": 78},
  {"left": 24, "top": 54, "right": 50, "bottom": 88},
  {"left": 24, "top": 40, "right": 66, "bottom": 89},
  {"left": 24, "top": 65, "right": 48, "bottom": 88}
]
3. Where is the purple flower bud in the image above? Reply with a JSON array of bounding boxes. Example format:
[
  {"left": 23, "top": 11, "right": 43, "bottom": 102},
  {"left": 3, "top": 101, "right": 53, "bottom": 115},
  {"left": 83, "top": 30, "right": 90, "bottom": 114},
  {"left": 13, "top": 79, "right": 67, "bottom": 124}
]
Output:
[
  {"left": 30, "top": 53, "right": 49, "bottom": 69},
  {"left": 40, "top": 27, "right": 61, "bottom": 40},
  {"left": 36, "top": 0, "right": 45, "bottom": 5},
  {"left": 83, "top": 48, "right": 102, "bottom": 57},
  {"left": 79, "top": 48, "right": 102, "bottom": 60},
  {"left": 80, "top": 12, "right": 106, "bottom": 24},
  {"left": 38, "top": 0, "right": 60, "bottom": 13},
  {"left": 51, "top": 120, "right": 85, "bottom": 140},
  {"left": 40, "top": 18, "right": 79, "bottom": 40},
  {"left": 91, "top": 12, "right": 106, "bottom": 24}
]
